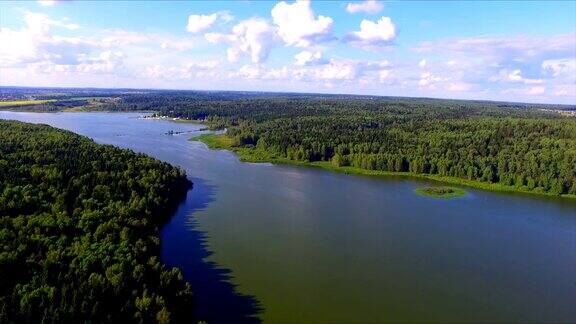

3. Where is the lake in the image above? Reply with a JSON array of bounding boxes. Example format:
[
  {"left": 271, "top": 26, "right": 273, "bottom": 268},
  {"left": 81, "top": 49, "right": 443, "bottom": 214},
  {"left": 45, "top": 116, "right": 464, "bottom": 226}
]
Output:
[{"left": 1, "top": 111, "right": 575, "bottom": 323}]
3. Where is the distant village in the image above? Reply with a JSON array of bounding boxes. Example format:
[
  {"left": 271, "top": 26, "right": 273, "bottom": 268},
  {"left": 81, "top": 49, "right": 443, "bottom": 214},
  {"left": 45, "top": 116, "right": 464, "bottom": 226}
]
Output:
[{"left": 539, "top": 109, "right": 576, "bottom": 117}]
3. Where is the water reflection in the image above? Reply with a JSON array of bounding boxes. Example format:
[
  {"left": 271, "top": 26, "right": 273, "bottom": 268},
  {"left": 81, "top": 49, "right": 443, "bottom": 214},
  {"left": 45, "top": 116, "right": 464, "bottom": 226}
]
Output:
[{"left": 161, "top": 177, "right": 262, "bottom": 323}]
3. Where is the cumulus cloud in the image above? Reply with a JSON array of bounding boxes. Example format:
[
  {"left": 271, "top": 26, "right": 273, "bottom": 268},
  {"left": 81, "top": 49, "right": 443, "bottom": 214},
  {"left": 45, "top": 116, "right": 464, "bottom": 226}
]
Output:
[
  {"left": 0, "top": 12, "right": 89, "bottom": 67},
  {"left": 542, "top": 58, "right": 576, "bottom": 77},
  {"left": 507, "top": 69, "right": 542, "bottom": 84},
  {"left": 549, "top": 84, "right": 576, "bottom": 97},
  {"left": 187, "top": 15, "right": 217, "bottom": 33},
  {"left": 142, "top": 60, "right": 220, "bottom": 80},
  {"left": 345, "top": 16, "right": 396, "bottom": 50},
  {"left": 263, "top": 66, "right": 290, "bottom": 80},
  {"left": 415, "top": 33, "right": 575, "bottom": 63},
  {"left": 503, "top": 86, "right": 546, "bottom": 96},
  {"left": 159, "top": 39, "right": 193, "bottom": 51},
  {"left": 378, "top": 69, "right": 391, "bottom": 82},
  {"left": 296, "top": 58, "right": 390, "bottom": 82},
  {"left": 99, "top": 29, "right": 197, "bottom": 52},
  {"left": 100, "top": 29, "right": 151, "bottom": 47},
  {"left": 223, "top": 57, "right": 392, "bottom": 86},
  {"left": 186, "top": 12, "right": 232, "bottom": 33},
  {"left": 412, "top": 33, "right": 576, "bottom": 101},
  {"left": 37, "top": 0, "right": 58, "bottom": 6},
  {"left": 491, "top": 69, "right": 543, "bottom": 85},
  {"left": 294, "top": 50, "right": 325, "bottom": 66},
  {"left": 418, "top": 59, "right": 427, "bottom": 68},
  {"left": 233, "top": 64, "right": 262, "bottom": 79},
  {"left": 76, "top": 51, "right": 124, "bottom": 74},
  {"left": 26, "top": 50, "right": 124, "bottom": 75},
  {"left": 418, "top": 72, "right": 444, "bottom": 89},
  {"left": 205, "top": 18, "right": 276, "bottom": 63},
  {"left": 346, "top": 1, "right": 383, "bottom": 14},
  {"left": 448, "top": 82, "right": 472, "bottom": 92},
  {"left": 315, "top": 60, "right": 357, "bottom": 80},
  {"left": 229, "top": 65, "right": 290, "bottom": 80},
  {"left": 25, "top": 11, "right": 79, "bottom": 32},
  {"left": 271, "top": 0, "right": 334, "bottom": 47}
]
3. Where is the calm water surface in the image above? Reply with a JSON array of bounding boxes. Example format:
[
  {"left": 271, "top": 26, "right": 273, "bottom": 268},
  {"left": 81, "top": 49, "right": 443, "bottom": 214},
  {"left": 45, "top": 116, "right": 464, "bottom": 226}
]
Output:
[{"left": 1, "top": 111, "right": 575, "bottom": 323}]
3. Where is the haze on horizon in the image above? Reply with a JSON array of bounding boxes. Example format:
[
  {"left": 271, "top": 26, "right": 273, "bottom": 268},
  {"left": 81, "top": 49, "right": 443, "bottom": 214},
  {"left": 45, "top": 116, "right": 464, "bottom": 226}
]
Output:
[{"left": 0, "top": 0, "right": 575, "bottom": 104}]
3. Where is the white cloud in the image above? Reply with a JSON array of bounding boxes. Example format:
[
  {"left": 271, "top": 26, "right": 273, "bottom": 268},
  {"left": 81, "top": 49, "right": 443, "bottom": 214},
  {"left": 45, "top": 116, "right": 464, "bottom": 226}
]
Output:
[
  {"left": 99, "top": 29, "right": 197, "bottom": 52},
  {"left": 101, "top": 29, "right": 151, "bottom": 47},
  {"left": 160, "top": 38, "right": 195, "bottom": 51},
  {"left": 418, "top": 72, "right": 443, "bottom": 88},
  {"left": 142, "top": 60, "right": 220, "bottom": 80},
  {"left": 25, "top": 11, "right": 79, "bottom": 32},
  {"left": 187, "top": 14, "right": 217, "bottom": 33},
  {"left": 315, "top": 60, "right": 356, "bottom": 80},
  {"left": 76, "top": 51, "right": 124, "bottom": 74},
  {"left": 492, "top": 69, "right": 543, "bottom": 85},
  {"left": 37, "top": 0, "right": 58, "bottom": 6},
  {"left": 507, "top": 69, "right": 523, "bottom": 82},
  {"left": 528, "top": 86, "right": 545, "bottom": 95},
  {"left": 206, "top": 18, "right": 276, "bottom": 63},
  {"left": 418, "top": 59, "right": 427, "bottom": 68},
  {"left": 0, "top": 12, "right": 89, "bottom": 67},
  {"left": 448, "top": 82, "right": 472, "bottom": 92},
  {"left": 346, "top": 1, "right": 383, "bottom": 14},
  {"left": 231, "top": 64, "right": 263, "bottom": 79},
  {"left": 271, "top": 0, "right": 333, "bottom": 47},
  {"left": 26, "top": 50, "right": 124, "bottom": 75},
  {"left": 413, "top": 33, "right": 575, "bottom": 102},
  {"left": 549, "top": 84, "right": 576, "bottom": 97},
  {"left": 542, "top": 58, "right": 576, "bottom": 77},
  {"left": 291, "top": 58, "right": 392, "bottom": 84},
  {"left": 415, "top": 33, "right": 575, "bottom": 62},
  {"left": 263, "top": 66, "right": 290, "bottom": 80},
  {"left": 378, "top": 69, "right": 391, "bottom": 82},
  {"left": 503, "top": 86, "right": 546, "bottom": 96},
  {"left": 294, "top": 50, "right": 325, "bottom": 66},
  {"left": 186, "top": 12, "right": 232, "bottom": 33},
  {"left": 345, "top": 16, "right": 396, "bottom": 50},
  {"left": 227, "top": 65, "right": 290, "bottom": 81},
  {"left": 143, "top": 65, "right": 187, "bottom": 80}
]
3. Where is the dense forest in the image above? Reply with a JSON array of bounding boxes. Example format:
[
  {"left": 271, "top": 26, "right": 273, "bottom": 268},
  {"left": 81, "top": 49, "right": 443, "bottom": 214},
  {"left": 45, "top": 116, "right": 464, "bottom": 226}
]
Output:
[
  {"left": 144, "top": 95, "right": 575, "bottom": 197},
  {"left": 1, "top": 88, "right": 575, "bottom": 196},
  {"left": 0, "top": 121, "right": 194, "bottom": 323}
]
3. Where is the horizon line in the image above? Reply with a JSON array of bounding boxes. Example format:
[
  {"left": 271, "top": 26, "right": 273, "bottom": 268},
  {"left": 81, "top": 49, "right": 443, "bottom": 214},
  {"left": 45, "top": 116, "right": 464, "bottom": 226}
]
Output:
[{"left": 0, "top": 85, "right": 574, "bottom": 108}]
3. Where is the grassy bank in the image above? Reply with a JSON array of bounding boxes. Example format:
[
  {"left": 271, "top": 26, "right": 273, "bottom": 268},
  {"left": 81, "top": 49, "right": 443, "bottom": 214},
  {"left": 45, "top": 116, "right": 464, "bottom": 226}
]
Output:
[{"left": 191, "top": 133, "right": 576, "bottom": 200}]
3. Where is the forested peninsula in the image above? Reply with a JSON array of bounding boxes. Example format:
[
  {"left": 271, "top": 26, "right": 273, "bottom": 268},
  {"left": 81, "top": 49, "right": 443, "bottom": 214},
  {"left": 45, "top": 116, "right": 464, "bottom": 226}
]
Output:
[
  {"left": 0, "top": 121, "right": 193, "bottom": 323},
  {"left": 2, "top": 88, "right": 575, "bottom": 198},
  {"left": 160, "top": 97, "right": 575, "bottom": 199}
]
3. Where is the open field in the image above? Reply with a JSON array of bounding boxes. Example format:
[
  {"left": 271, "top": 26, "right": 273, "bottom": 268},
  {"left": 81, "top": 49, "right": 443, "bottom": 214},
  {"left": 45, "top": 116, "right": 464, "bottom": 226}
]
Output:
[{"left": 0, "top": 99, "right": 56, "bottom": 107}]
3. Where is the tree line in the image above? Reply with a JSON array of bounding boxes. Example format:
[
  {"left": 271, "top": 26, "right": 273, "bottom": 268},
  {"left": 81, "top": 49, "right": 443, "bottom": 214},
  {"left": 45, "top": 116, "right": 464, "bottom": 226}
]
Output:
[{"left": 143, "top": 96, "right": 575, "bottom": 196}]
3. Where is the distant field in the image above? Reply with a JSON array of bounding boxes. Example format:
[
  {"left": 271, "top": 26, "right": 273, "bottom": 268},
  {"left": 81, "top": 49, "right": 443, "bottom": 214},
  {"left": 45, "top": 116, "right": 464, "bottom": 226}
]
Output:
[{"left": 0, "top": 99, "right": 56, "bottom": 107}]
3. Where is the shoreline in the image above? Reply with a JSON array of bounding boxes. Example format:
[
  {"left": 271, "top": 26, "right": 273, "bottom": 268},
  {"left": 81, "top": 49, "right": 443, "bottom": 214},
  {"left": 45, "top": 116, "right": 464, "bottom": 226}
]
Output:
[{"left": 191, "top": 133, "right": 576, "bottom": 201}]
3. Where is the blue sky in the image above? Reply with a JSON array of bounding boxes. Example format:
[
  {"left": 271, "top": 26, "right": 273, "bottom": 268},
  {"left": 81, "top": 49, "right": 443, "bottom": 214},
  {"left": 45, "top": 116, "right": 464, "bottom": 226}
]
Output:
[{"left": 1, "top": 0, "right": 575, "bottom": 104}]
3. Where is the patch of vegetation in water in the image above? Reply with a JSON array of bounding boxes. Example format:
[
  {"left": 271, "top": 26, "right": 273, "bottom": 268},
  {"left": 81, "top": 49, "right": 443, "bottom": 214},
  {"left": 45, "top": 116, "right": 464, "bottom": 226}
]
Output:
[{"left": 415, "top": 186, "right": 466, "bottom": 198}]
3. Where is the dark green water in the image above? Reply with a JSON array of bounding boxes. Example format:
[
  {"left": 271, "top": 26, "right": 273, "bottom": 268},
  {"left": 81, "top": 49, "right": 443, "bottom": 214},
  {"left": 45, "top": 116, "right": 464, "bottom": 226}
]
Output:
[{"left": 1, "top": 111, "right": 575, "bottom": 323}]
